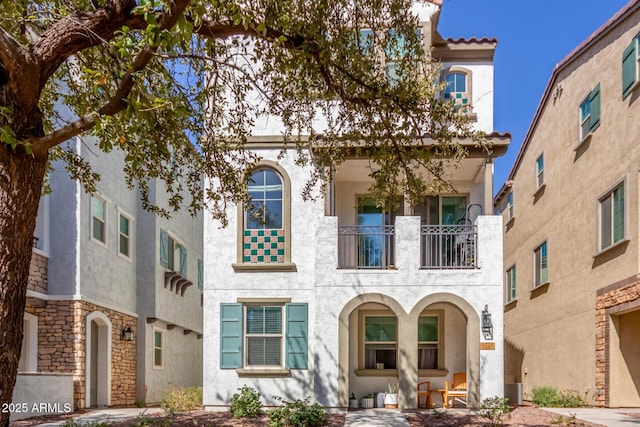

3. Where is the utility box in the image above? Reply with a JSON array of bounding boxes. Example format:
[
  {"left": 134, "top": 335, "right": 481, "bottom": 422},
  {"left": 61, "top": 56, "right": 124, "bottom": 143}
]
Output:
[{"left": 504, "top": 383, "right": 523, "bottom": 405}]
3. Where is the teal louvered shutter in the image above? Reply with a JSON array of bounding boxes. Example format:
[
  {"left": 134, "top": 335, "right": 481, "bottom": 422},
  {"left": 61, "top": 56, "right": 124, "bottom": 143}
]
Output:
[
  {"left": 220, "top": 303, "right": 243, "bottom": 368},
  {"left": 622, "top": 41, "right": 636, "bottom": 99},
  {"left": 285, "top": 303, "right": 308, "bottom": 369},
  {"left": 160, "top": 229, "right": 169, "bottom": 267},
  {"left": 180, "top": 245, "right": 187, "bottom": 276},
  {"left": 197, "top": 259, "right": 203, "bottom": 290},
  {"left": 589, "top": 83, "right": 601, "bottom": 132}
]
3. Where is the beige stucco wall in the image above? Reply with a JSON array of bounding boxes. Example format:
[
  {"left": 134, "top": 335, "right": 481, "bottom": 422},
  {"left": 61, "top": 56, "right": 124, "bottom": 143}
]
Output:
[{"left": 499, "top": 7, "right": 640, "bottom": 406}]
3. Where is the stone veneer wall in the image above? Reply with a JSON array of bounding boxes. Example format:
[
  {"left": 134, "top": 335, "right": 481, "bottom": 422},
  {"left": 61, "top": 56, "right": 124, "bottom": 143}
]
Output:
[
  {"left": 595, "top": 275, "right": 640, "bottom": 407},
  {"left": 24, "top": 300, "right": 136, "bottom": 409},
  {"left": 27, "top": 253, "right": 47, "bottom": 294}
]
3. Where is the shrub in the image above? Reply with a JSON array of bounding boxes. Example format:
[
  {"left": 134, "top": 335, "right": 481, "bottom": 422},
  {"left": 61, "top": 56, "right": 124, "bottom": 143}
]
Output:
[
  {"left": 479, "top": 396, "right": 510, "bottom": 426},
  {"left": 161, "top": 386, "right": 203, "bottom": 414},
  {"left": 269, "top": 396, "right": 327, "bottom": 427},
  {"left": 532, "top": 386, "right": 586, "bottom": 408},
  {"left": 532, "top": 386, "right": 560, "bottom": 407},
  {"left": 230, "top": 386, "right": 263, "bottom": 418}
]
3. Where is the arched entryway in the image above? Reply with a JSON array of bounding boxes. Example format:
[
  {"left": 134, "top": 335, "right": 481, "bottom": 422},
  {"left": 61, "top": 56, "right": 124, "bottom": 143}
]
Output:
[
  {"left": 85, "top": 311, "right": 112, "bottom": 408},
  {"left": 337, "top": 294, "right": 406, "bottom": 408},
  {"left": 409, "top": 293, "right": 480, "bottom": 408}
]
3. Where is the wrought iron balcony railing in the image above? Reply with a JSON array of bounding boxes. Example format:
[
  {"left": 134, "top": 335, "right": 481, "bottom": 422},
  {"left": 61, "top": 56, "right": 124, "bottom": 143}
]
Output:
[
  {"left": 421, "top": 224, "right": 477, "bottom": 269},
  {"left": 338, "top": 225, "right": 395, "bottom": 269}
]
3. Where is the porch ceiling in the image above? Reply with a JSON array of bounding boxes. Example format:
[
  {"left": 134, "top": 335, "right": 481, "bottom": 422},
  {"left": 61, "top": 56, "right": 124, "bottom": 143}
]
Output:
[{"left": 333, "top": 156, "right": 487, "bottom": 184}]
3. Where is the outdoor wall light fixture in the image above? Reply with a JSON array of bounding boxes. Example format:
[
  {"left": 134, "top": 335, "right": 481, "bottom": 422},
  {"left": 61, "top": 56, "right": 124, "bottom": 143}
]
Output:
[
  {"left": 120, "top": 326, "right": 134, "bottom": 341},
  {"left": 481, "top": 305, "right": 493, "bottom": 340}
]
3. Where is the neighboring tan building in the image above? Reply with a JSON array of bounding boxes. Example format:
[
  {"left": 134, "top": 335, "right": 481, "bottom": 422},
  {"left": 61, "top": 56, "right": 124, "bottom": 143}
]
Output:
[
  {"left": 494, "top": 0, "right": 640, "bottom": 407},
  {"left": 202, "top": 1, "right": 510, "bottom": 411},
  {"left": 15, "top": 135, "right": 203, "bottom": 417}
]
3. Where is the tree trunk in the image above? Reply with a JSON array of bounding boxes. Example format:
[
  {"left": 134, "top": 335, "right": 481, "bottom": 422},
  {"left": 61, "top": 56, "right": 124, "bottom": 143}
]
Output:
[{"left": 0, "top": 146, "right": 47, "bottom": 427}]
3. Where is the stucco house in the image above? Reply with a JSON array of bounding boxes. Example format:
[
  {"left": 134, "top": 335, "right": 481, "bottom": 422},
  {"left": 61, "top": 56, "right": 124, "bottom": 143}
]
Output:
[
  {"left": 202, "top": 1, "right": 510, "bottom": 411},
  {"left": 494, "top": 0, "right": 640, "bottom": 407},
  {"left": 15, "top": 134, "right": 203, "bottom": 417}
]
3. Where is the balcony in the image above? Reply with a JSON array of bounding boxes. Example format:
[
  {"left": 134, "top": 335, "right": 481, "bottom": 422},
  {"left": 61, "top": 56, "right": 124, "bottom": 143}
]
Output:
[
  {"left": 338, "top": 225, "right": 395, "bottom": 269},
  {"left": 421, "top": 224, "right": 477, "bottom": 269},
  {"left": 335, "top": 221, "right": 479, "bottom": 270}
]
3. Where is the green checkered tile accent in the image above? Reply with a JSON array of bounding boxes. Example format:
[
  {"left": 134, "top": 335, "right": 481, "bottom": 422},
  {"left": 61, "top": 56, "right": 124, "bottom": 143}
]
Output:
[{"left": 243, "top": 229, "right": 285, "bottom": 263}]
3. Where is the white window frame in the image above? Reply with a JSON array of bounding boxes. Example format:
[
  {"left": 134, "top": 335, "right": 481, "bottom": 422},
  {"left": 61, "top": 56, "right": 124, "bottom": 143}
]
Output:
[
  {"left": 243, "top": 304, "right": 284, "bottom": 368},
  {"left": 597, "top": 179, "right": 626, "bottom": 252},
  {"left": 117, "top": 210, "right": 133, "bottom": 261},
  {"left": 167, "top": 233, "right": 185, "bottom": 274},
  {"left": 91, "top": 195, "right": 108, "bottom": 247},
  {"left": 33, "top": 195, "right": 50, "bottom": 257},
  {"left": 536, "top": 153, "right": 544, "bottom": 190},
  {"left": 533, "top": 241, "right": 548, "bottom": 288},
  {"left": 153, "top": 328, "right": 164, "bottom": 370},
  {"left": 506, "top": 265, "right": 517, "bottom": 303},
  {"left": 579, "top": 94, "right": 591, "bottom": 142},
  {"left": 506, "top": 192, "right": 514, "bottom": 222}
]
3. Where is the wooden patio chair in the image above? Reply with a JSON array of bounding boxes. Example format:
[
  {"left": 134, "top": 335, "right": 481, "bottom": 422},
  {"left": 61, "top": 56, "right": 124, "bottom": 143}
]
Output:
[
  {"left": 444, "top": 372, "right": 467, "bottom": 408},
  {"left": 417, "top": 381, "right": 431, "bottom": 408}
]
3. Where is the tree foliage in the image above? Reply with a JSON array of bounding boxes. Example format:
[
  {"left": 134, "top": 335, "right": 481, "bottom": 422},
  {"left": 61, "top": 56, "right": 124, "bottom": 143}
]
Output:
[{"left": 1, "top": 0, "right": 486, "bottom": 221}]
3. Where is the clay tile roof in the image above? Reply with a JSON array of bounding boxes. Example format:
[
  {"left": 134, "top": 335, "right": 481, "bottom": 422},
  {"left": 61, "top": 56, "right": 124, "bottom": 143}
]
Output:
[{"left": 445, "top": 37, "right": 498, "bottom": 45}]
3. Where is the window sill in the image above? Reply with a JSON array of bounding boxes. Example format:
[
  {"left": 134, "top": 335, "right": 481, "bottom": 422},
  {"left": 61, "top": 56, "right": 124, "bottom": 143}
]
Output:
[
  {"left": 237, "top": 368, "right": 291, "bottom": 378},
  {"left": 533, "top": 183, "right": 546, "bottom": 198},
  {"left": 418, "top": 369, "right": 449, "bottom": 377},
  {"left": 232, "top": 263, "right": 297, "bottom": 272},
  {"left": 592, "top": 238, "right": 630, "bottom": 258},
  {"left": 531, "top": 282, "right": 550, "bottom": 292},
  {"left": 505, "top": 216, "right": 515, "bottom": 227},
  {"left": 355, "top": 369, "right": 399, "bottom": 377},
  {"left": 574, "top": 132, "right": 592, "bottom": 151},
  {"left": 505, "top": 298, "right": 517, "bottom": 307}
]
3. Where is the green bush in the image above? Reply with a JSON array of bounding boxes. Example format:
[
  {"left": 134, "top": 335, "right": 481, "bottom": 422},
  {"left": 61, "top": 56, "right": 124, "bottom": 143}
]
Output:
[
  {"left": 269, "top": 396, "right": 327, "bottom": 427},
  {"left": 532, "top": 387, "right": 586, "bottom": 408},
  {"left": 479, "top": 396, "right": 510, "bottom": 426},
  {"left": 532, "top": 386, "right": 559, "bottom": 407},
  {"left": 230, "top": 386, "right": 263, "bottom": 418},
  {"left": 161, "top": 386, "right": 203, "bottom": 414}
]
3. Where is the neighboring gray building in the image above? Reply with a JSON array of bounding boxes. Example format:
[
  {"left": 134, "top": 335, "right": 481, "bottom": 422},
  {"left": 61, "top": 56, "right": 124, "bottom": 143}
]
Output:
[{"left": 17, "top": 134, "right": 203, "bottom": 414}]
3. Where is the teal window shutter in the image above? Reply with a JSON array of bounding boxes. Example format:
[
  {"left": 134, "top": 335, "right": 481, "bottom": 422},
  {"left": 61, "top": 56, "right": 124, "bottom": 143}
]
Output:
[
  {"left": 160, "top": 229, "right": 169, "bottom": 268},
  {"left": 220, "top": 303, "right": 243, "bottom": 368},
  {"left": 285, "top": 303, "right": 308, "bottom": 369},
  {"left": 180, "top": 245, "right": 187, "bottom": 276},
  {"left": 622, "top": 40, "right": 636, "bottom": 99},
  {"left": 589, "top": 83, "right": 601, "bottom": 132},
  {"left": 197, "top": 259, "right": 203, "bottom": 290}
]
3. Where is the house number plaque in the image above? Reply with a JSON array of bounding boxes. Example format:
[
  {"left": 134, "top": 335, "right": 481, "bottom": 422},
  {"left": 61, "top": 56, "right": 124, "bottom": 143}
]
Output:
[{"left": 480, "top": 342, "right": 495, "bottom": 350}]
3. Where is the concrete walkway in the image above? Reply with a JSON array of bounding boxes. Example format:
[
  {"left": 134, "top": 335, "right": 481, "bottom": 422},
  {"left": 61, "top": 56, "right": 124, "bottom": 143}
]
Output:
[
  {"left": 543, "top": 407, "right": 640, "bottom": 427},
  {"left": 33, "top": 407, "right": 164, "bottom": 426},
  {"left": 344, "top": 409, "right": 410, "bottom": 427}
]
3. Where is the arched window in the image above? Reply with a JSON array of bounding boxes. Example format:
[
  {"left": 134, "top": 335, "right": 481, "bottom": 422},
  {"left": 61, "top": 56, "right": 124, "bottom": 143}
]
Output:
[
  {"left": 236, "top": 162, "right": 294, "bottom": 270},
  {"left": 443, "top": 67, "right": 472, "bottom": 113},
  {"left": 246, "top": 169, "right": 283, "bottom": 230}
]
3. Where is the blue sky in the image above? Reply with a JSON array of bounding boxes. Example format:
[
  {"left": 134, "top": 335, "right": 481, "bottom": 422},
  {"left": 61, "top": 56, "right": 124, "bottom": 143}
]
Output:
[{"left": 437, "top": 0, "right": 631, "bottom": 194}]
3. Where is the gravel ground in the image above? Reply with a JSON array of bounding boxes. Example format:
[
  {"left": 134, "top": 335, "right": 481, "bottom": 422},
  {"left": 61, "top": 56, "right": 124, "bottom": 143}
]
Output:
[{"left": 10, "top": 404, "right": 607, "bottom": 427}]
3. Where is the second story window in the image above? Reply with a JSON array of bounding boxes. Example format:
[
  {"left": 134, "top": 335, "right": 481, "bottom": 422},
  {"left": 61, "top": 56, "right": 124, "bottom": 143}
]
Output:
[
  {"left": 599, "top": 182, "right": 625, "bottom": 251},
  {"left": 160, "top": 229, "right": 187, "bottom": 276},
  {"left": 533, "top": 241, "right": 548, "bottom": 288},
  {"left": 91, "top": 195, "right": 106, "bottom": 245},
  {"left": 579, "top": 83, "right": 601, "bottom": 142},
  {"left": 246, "top": 169, "right": 283, "bottom": 230},
  {"left": 506, "top": 265, "right": 517, "bottom": 303},
  {"left": 118, "top": 213, "right": 131, "bottom": 259}
]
